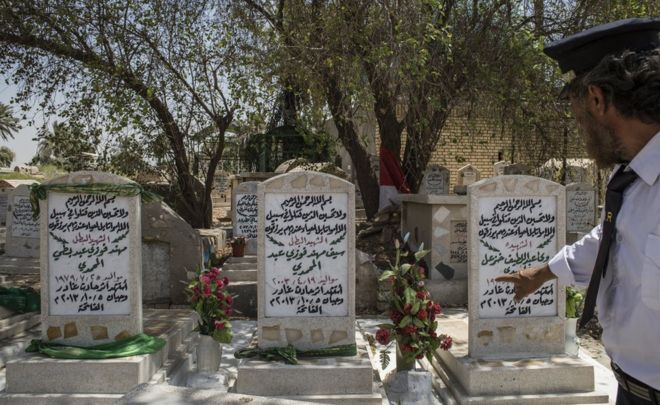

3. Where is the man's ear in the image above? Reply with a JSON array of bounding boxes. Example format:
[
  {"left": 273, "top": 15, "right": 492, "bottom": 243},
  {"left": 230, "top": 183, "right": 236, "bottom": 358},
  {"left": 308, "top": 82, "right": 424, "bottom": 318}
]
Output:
[{"left": 586, "top": 84, "right": 608, "bottom": 116}]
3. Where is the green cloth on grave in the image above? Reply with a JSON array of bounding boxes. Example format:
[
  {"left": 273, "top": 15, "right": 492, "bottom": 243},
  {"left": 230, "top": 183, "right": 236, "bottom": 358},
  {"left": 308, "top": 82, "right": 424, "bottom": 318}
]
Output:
[
  {"left": 234, "top": 343, "right": 357, "bottom": 365},
  {"left": 25, "top": 333, "right": 166, "bottom": 359},
  {"left": 0, "top": 287, "right": 40, "bottom": 313}
]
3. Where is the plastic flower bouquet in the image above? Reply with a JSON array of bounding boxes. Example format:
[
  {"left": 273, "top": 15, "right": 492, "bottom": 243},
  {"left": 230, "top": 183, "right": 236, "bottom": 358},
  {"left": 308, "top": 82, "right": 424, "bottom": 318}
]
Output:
[
  {"left": 375, "top": 234, "right": 452, "bottom": 369},
  {"left": 186, "top": 267, "right": 234, "bottom": 343}
]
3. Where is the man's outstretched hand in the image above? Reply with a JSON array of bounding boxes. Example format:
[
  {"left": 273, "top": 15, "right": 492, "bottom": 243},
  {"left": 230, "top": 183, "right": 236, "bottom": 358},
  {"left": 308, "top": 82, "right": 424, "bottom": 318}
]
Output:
[{"left": 494, "top": 264, "right": 557, "bottom": 303}]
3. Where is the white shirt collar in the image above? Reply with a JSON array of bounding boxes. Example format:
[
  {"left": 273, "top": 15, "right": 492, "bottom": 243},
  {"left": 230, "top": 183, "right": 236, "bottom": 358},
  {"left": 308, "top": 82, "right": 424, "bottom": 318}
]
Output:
[{"left": 628, "top": 131, "right": 660, "bottom": 186}]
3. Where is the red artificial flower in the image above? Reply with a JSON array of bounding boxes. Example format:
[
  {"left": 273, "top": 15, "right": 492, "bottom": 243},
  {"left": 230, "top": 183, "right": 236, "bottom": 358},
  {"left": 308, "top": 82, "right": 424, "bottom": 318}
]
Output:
[
  {"left": 403, "top": 303, "right": 413, "bottom": 314},
  {"left": 416, "top": 353, "right": 424, "bottom": 359},
  {"left": 200, "top": 274, "right": 211, "bottom": 285},
  {"left": 375, "top": 328, "right": 391, "bottom": 345},
  {"left": 226, "top": 308, "right": 233, "bottom": 317},
  {"left": 203, "top": 285, "right": 212, "bottom": 297},
  {"left": 430, "top": 331, "right": 437, "bottom": 338},
  {"left": 432, "top": 303, "right": 442, "bottom": 315},
  {"left": 216, "top": 279, "right": 225, "bottom": 289},
  {"left": 416, "top": 291, "right": 426, "bottom": 300},
  {"left": 390, "top": 310, "right": 403, "bottom": 324},
  {"left": 222, "top": 277, "right": 230, "bottom": 287},
  {"left": 214, "top": 320, "right": 226, "bottom": 330},
  {"left": 399, "top": 344, "right": 413, "bottom": 353},
  {"left": 402, "top": 324, "right": 417, "bottom": 335},
  {"left": 417, "top": 308, "right": 428, "bottom": 321},
  {"left": 440, "top": 335, "right": 453, "bottom": 350},
  {"left": 225, "top": 295, "right": 233, "bottom": 305}
]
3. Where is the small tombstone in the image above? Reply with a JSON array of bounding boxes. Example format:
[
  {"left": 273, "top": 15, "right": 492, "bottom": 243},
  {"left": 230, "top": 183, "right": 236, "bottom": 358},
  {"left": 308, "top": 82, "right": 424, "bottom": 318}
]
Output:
[
  {"left": 566, "top": 183, "right": 596, "bottom": 244},
  {"left": 5, "top": 185, "right": 40, "bottom": 257},
  {"left": 0, "top": 193, "right": 7, "bottom": 226},
  {"left": 493, "top": 161, "right": 507, "bottom": 176},
  {"left": 503, "top": 163, "right": 530, "bottom": 175},
  {"left": 213, "top": 171, "right": 231, "bottom": 202},
  {"left": 454, "top": 164, "right": 481, "bottom": 195},
  {"left": 468, "top": 175, "right": 565, "bottom": 357},
  {"left": 39, "top": 171, "right": 143, "bottom": 346},
  {"left": 258, "top": 172, "right": 355, "bottom": 349},
  {"left": 419, "top": 165, "right": 450, "bottom": 195},
  {"left": 232, "top": 181, "right": 258, "bottom": 255},
  {"left": 0, "top": 180, "right": 39, "bottom": 225}
]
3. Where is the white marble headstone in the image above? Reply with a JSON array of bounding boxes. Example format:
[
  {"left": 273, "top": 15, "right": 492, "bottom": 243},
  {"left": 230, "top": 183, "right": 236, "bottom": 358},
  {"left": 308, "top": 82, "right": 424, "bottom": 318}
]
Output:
[
  {"left": 419, "top": 165, "right": 450, "bottom": 195},
  {"left": 233, "top": 181, "right": 259, "bottom": 255},
  {"left": 40, "top": 171, "right": 142, "bottom": 346},
  {"left": 457, "top": 164, "right": 480, "bottom": 186},
  {"left": 468, "top": 175, "right": 566, "bottom": 357},
  {"left": 5, "top": 185, "right": 40, "bottom": 258},
  {"left": 257, "top": 171, "right": 355, "bottom": 350},
  {"left": 565, "top": 183, "right": 596, "bottom": 233},
  {"left": 493, "top": 161, "right": 507, "bottom": 176}
]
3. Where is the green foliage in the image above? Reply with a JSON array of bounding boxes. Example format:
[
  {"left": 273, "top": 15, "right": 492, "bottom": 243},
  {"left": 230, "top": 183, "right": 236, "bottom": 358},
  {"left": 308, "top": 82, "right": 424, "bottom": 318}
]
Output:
[
  {"left": 0, "top": 172, "right": 37, "bottom": 181},
  {"left": 379, "top": 349, "right": 391, "bottom": 369},
  {"left": 31, "top": 121, "right": 98, "bottom": 172},
  {"left": 566, "top": 286, "right": 585, "bottom": 319},
  {"left": 0, "top": 103, "right": 19, "bottom": 141},
  {"left": 374, "top": 233, "right": 451, "bottom": 369},
  {"left": 186, "top": 267, "right": 234, "bottom": 344},
  {"left": 0, "top": 146, "right": 15, "bottom": 167},
  {"left": 0, "top": 0, "right": 255, "bottom": 228}
]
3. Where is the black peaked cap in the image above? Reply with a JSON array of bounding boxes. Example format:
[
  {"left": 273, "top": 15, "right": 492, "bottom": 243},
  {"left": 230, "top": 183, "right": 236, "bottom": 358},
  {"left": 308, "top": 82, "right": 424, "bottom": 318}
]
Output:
[{"left": 544, "top": 17, "right": 660, "bottom": 75}]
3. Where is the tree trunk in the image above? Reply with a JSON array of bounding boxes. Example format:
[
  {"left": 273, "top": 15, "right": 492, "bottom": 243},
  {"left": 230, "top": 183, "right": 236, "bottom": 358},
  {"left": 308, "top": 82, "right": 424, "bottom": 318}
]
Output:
[
  {"left": 324, "top": 73, "right": 380, "bottom": 219},
  {"left": 403, "top": 106, "right": 449, "bottom": 193}
]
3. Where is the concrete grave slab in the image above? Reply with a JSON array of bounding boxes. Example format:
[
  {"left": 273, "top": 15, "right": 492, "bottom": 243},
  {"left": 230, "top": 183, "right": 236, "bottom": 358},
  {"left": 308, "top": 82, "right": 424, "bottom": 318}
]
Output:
[
  {"left": 431, "top": 318, "right": 608, "bottom": 404},
  {"left": 141, "top": 201, "right": 203, "bottom": 305},
  {"left": 400, "top": 194, "right": 468, "bottom": 305}
]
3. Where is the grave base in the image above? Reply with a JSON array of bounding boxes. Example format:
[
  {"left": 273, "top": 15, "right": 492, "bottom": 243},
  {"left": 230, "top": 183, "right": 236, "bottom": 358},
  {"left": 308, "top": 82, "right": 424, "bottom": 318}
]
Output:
[
  {"left": 236, "top": 338, "right": 381, "bottom": 404},
  {"left": 0, "top": 309, "right": 198, "bottom": 404},
  {"left": 432, "top": 318, "right": 609, "bottom": 404}
]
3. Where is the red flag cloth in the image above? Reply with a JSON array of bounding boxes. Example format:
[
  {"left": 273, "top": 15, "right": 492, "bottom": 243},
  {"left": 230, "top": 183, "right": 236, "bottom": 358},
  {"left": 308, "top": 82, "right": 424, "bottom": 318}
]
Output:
[{"left": 379, "top": 145, "right": 410, "bottom": 210}]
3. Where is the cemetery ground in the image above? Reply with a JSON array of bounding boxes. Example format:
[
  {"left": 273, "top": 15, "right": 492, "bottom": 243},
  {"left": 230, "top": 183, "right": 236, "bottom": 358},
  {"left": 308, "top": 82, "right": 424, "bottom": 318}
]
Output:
[{"left": 0, "top": 218, "right": 617, "bottom": 404}]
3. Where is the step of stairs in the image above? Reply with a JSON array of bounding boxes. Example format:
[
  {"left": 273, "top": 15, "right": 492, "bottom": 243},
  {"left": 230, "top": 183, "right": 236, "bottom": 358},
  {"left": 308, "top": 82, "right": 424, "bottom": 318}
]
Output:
[
  {"left": 223, "top": 269, "right": 257, "bottom": 282},
  {"left": 224, "top": 255, "right": 257, "bottom": 265},
  {"left": 0, "top": 256, "right": 39, "bottom": 274}
]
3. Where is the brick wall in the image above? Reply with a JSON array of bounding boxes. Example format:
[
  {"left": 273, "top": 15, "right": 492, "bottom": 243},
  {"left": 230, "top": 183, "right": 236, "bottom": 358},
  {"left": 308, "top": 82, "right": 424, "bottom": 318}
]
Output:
[{"left": 371, "top": 106, "right": 588, "bottom": 190}]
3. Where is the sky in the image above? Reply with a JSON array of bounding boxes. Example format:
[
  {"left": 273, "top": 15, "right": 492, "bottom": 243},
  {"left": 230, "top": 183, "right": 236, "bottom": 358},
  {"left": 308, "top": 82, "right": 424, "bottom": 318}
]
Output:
[{"left": 0, "top": 84, "right": 39, "bottom": 167}]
